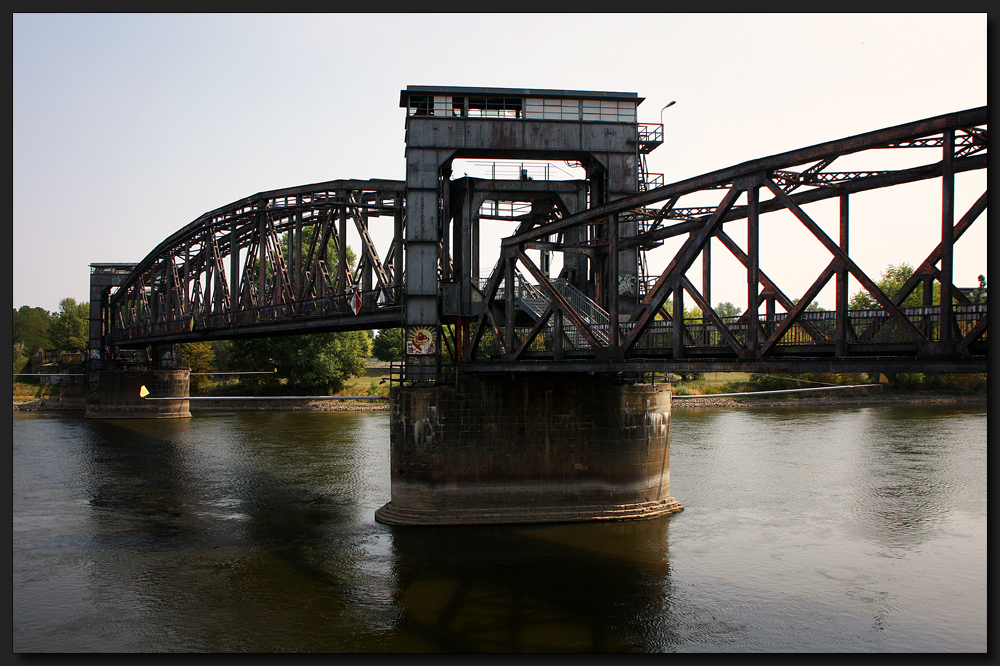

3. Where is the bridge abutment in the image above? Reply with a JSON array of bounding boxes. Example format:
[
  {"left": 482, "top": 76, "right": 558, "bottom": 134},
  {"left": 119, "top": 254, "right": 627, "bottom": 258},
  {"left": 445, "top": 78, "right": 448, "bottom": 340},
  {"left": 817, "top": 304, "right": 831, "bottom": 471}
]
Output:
[
  {"left": 85, "top": 369, "right": 191, "bottom": 419},
  {"left": 375, "top": 373, "right": 682, "bottom": 526}
]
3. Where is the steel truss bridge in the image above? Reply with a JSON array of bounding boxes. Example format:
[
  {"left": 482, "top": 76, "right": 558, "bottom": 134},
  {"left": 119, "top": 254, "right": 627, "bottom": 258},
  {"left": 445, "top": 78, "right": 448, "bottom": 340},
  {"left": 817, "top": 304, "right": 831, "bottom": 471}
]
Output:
[
  {"left": 106, "top": 179, "right": 406, "bottom": 346},
  {"left": 102, "top": 106, "right": 987, "bottom": 376}
]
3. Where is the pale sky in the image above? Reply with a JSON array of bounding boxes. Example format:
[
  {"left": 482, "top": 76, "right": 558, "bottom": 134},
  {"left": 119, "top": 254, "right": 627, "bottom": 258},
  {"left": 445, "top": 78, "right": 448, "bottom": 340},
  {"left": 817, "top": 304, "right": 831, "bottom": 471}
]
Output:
[{"left": 13, "top": 13, "right": 989, "bottom": 314}]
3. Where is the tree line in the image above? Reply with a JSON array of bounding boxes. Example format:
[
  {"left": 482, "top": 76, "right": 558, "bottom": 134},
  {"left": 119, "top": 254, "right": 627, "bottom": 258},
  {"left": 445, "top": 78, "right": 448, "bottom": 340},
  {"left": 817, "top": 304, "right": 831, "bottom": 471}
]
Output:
[
  {"left": 11, "top": 296, "right": 376, "bottom": 395},
  {"left": 178, "top": 332, "right": 373, "bottom": 395},
  {"left": 13, "top": 298, "right": 89, "bottom": 369}
]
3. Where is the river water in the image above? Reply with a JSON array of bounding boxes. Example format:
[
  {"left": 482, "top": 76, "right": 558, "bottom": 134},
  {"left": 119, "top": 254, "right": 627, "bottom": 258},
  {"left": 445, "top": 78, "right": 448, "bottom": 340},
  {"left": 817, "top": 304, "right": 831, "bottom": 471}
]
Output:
[{"left": 13, "top": 403, "right": 987, "bottom": 652}]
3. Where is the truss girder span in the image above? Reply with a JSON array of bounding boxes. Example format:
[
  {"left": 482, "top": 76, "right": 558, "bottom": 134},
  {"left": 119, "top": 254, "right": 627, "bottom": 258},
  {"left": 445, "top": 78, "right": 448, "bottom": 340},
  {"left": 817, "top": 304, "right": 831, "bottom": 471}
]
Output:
[
  {"left": 100, "top": 106, "right": 987, "bottom": 375},
  {"left": 106, "top": 179, "right": 406, "bottom": 349},
  {"left": 468, "top": 107, "right": 987, "bottom": 373}
]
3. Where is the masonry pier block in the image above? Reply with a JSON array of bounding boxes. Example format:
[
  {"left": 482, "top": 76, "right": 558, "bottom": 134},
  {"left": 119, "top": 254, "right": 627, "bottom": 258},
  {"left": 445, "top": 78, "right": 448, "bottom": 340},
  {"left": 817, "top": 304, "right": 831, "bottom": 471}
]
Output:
[
  {"left": 85, "top": 369, "right": 191, "bottom": 419},
  {"left": 375, "top": 373, "right": 683, "bottom": 525}
]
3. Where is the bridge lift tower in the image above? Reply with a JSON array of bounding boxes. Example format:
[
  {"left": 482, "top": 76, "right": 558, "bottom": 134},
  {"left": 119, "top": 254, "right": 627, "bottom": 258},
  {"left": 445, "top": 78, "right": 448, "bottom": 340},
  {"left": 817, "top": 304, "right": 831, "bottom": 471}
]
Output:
[
  {"left": 399, "top": 85, "right": 661, "bottom": 381},
  {"left": 377, "top": 87, "right": 684, "bottom": 526}
]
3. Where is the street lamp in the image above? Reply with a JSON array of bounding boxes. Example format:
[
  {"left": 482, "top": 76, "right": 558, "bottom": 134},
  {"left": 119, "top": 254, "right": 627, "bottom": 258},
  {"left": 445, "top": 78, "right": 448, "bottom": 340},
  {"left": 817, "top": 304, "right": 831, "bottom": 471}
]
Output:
[{"left": 660, "top": 100, "right": 676, "bottom": 128}]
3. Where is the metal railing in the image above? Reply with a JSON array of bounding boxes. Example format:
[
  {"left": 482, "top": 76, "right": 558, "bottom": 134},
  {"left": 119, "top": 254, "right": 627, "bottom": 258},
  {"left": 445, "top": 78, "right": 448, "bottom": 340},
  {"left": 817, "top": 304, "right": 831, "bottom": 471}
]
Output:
[
  {"left": 463, "top": 159, "right": 584, "bottom": 182},
  {"left": 623, "top": 304, "right": 987, "bottom": 352},
  {"left": 479, "top": 302, "right": 986, "bottom": 360},
  {"left": 637, "top": 123, "right": 663, "bottom": 148},
  {"left": 110, "top": 286, "right": 401, "bottom": 341}
]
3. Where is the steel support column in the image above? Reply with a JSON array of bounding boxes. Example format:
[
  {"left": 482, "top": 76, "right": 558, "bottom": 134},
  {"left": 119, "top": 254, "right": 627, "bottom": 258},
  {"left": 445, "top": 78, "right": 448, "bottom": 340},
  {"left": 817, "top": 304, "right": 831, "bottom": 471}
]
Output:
[
  {"left": 835, "top": 194, "right": 850, "bottom": 357},
  {"left": 940, "top": 129, "right": 955, "bottom": 351},
  {"left": 746, "top": 183, "right": 760, "bottom": 355}
]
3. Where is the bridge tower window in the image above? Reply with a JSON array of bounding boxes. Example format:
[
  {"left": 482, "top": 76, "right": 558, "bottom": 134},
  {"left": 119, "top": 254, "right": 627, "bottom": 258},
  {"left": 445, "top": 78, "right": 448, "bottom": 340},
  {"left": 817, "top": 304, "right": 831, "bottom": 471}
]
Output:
[
  {"left": 582, "top": 99, "right": 636, "bottom": 122},
  {"left": 408, "top": 95, "right": 466, "bottom": 117},
  {"left": 467, "top": 96, "right": 522, "bottom": 118},
  {"left": 407, "top": 95, "right": 432, "bottom": 116},
  {"left": 524, "top": 98, "right": 580, "bottom": 120}
]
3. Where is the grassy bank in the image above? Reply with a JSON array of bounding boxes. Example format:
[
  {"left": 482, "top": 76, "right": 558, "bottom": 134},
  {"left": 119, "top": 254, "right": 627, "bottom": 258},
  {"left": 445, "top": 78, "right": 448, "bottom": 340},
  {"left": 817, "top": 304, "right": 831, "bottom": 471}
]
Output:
[
  {"left": 190, "top": 365, "right": 393, "bottom": 399},
  {"left": 667, "top": 371, "right": 986, "bottom": 408},
  {"left": 13, "top": 379, "right": 59, "bottom": 404}
]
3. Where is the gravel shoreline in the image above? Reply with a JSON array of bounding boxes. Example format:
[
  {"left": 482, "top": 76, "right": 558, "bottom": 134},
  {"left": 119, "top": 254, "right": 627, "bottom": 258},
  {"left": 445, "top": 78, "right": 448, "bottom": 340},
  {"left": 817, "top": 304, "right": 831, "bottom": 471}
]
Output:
[
  {"left": 189, "top": 398, "right": 389, "bottom": 412},
  {"left": 670, "top": 393, "right": 987, "bottom": 409}
]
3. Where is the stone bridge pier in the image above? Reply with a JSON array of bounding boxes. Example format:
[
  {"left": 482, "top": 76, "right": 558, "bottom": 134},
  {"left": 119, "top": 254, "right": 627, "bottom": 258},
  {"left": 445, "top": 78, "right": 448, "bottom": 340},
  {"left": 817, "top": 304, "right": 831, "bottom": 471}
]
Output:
[
  {"left": 376, "top": 373, "right": 683, "bottom": 526},
  {"left": 85, "top": 369, "right": 191, "bottom": 419}
]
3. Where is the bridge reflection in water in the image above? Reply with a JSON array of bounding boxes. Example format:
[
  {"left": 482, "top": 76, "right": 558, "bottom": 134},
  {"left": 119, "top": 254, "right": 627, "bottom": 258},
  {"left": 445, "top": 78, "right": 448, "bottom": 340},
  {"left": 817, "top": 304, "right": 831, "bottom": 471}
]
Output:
[{"left": 391, "top": 521, "right": 673, "bottom": 652}]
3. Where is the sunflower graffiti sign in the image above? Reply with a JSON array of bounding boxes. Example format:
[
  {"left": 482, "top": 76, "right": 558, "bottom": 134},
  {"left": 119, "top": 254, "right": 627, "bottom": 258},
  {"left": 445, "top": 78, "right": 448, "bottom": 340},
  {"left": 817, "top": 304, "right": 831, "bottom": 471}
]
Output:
[{"left": 406, "top": 326, "right": 438, "bottom": 355}]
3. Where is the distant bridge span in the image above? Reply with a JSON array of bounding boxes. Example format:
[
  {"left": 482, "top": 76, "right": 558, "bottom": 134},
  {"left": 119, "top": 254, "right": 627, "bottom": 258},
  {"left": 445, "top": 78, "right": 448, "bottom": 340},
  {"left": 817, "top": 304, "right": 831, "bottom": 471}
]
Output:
[
  {"left": 103, "top": 178, "right": 406, "bottom": 346},
  {"left": 97, "top": 97, "right": 987, "bottom": 377}
]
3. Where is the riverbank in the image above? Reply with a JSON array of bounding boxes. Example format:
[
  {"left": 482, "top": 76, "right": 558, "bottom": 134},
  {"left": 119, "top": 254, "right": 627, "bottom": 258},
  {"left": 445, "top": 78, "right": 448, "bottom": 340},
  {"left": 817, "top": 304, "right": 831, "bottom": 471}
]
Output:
[
  {"left": 670, "top": 393, "right": 987, "bottom": 410},
  {"left": 13, "top": 397, "right": 389, "bottom": 412},
  {"left": 14, "top": 392, "right": 985, "bottom": 412},
  {"left": 188, "top": 398, "right": 389, "bottom": 412},
  {"left": 670, "top": 393, "right": 987, "bottom": 409}
]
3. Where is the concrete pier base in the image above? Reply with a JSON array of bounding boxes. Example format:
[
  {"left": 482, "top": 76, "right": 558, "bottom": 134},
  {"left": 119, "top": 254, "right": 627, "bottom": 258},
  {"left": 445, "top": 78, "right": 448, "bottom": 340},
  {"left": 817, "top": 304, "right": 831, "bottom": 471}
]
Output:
[
  {"left": 375, "top": 373, "right": 683, "bottom": 526},
  {"left": 85, "top": 369, "right": 191, "bottom": 419}
]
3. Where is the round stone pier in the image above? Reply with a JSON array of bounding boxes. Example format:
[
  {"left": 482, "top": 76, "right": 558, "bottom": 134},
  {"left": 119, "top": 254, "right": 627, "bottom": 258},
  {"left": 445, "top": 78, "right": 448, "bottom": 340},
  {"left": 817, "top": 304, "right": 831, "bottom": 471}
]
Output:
[{"left": 375, "top": 373, "right": 683, "bottom": 526}]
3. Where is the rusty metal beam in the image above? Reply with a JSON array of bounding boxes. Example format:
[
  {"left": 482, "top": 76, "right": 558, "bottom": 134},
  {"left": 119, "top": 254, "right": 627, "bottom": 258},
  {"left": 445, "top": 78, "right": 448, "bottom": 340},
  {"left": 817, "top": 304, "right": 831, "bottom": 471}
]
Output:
[
  {"left": 518, "top": 251, "right": 606, "bottom": 350},
  {"left": 763, "top": 177, "right": 930, "bottom": 348},
  {"left": 624, "top": 184, "right": 744, "bottom": 354},
  {"left": 759, "top": 258, "right": 840, "bottom": 357},
  {"left": 503, "top": 107, "right": 986, "bottom": 249}
]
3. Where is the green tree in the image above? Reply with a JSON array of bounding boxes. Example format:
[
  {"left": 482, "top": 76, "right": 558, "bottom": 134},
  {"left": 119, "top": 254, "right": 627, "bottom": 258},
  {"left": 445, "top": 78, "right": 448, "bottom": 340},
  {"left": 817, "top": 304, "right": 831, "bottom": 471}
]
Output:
[
  {"left": 791, "top": 298, "right": 825, "bottom": 312},
  {"left": 231, "top": 330, "right": 372, "bottom": 395},
  {"left": 372, "top": 328, "right": 403, "bottom": 362},
  {"left": 849, "top": 263, "right": 939, "bottom": 310},
  {"left": 13, "top": 305, "right": 52, "bottom": 356},
  {"left": 177, "top": 342, "right": 216, "bottom": 393},
  {"left": 47, "top": 298, "right": 89, "bottom": 352},
  {"left": 211, "top": 340, "right": 235, "bottom": 373},
  {"left": 714, "top": 301, "right": 742, "bottom": 319},
  {"left": 13, "top": 346, "right": 29, "bottom": 378},
  {"left": 971, "top": 274, "right": 987, "bottom": 304},
  {"left": 657, "top": 299, "right": 703, "bottom": 320},
  {"left": 278, "top": 230, "right": 357, "bottom": 289}
]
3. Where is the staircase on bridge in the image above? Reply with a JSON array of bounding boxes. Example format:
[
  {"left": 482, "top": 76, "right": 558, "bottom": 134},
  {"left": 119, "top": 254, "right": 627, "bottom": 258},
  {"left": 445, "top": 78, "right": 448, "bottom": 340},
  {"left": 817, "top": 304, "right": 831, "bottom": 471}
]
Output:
[{"left": 513, "top": 275, "right": 611, "bottom": 351}]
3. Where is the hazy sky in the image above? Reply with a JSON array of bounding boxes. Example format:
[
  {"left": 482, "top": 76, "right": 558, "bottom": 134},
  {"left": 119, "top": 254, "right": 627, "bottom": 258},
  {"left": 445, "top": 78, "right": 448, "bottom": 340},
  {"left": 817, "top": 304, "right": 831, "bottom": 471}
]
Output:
[{"left": 13, "top": 13, "right": 988, "bottom": 314}]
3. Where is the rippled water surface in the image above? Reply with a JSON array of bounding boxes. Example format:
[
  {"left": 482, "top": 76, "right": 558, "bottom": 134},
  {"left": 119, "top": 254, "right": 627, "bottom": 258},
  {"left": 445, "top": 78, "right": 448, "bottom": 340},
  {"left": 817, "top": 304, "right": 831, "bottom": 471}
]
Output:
[{"left": 13, "top": 404, "right": 987, "bottom": 652}]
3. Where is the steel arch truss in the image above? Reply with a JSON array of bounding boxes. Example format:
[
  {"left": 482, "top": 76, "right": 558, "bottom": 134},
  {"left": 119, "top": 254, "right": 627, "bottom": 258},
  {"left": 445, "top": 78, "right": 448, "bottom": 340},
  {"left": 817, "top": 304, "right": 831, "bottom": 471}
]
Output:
[
  {"left": 465, "top": 107, "right": 987, "bottom": 373},
  {"left": 107, "top": 179, "right": 405, "bottom": 348}
]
